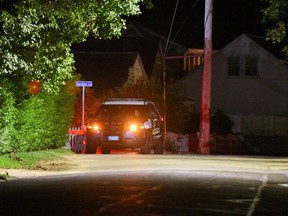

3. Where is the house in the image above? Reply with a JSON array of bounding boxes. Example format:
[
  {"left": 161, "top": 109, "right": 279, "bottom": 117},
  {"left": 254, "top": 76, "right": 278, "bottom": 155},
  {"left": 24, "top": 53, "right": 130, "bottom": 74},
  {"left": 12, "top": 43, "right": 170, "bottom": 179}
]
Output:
[
  {"left": 72, "top": 22, "right": 187, "bottom": 96},
  {"left": 179, "top": 34, "right": 288, "bottom": 136}
]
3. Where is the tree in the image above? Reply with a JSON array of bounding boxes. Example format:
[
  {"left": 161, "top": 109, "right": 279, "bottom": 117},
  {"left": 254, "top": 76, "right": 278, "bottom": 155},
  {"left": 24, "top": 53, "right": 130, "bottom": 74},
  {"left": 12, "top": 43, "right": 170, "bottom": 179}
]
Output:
[
  {"left": 262, "top": 0, "right": 288, "bottom": 61},
  {"left": 0, "top": 0, "right": 151, "bottom": 93},
  {"left": 73, "top": 88, "right": 101, "bottom": 127},
  {"left": 166, "top": 83, "right": 191, "bottom": 134},
  {"left": 0, "top": 0, "right": 153, "bottom": 154},
  {"left": 119, "top": 69, "right": 151, "bottom": 99}
]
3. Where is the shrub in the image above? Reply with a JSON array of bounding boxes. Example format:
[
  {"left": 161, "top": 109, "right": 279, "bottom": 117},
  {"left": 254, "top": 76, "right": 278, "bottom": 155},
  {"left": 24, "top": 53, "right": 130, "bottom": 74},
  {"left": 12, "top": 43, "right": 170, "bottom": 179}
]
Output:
[
  {"left": 0, "top": 85, "right": 18, "bottom": 154},
  {"left": 16, "top": 90, "right": 75, "bottom": 152},
  {"left": 165, "top": 138, "right": 181, "bottom": 153},
  {"left": 166, "top": 83, "right": 191, "bottom": 133},
  {"left": 211, "top": 110, "right": 234, "bottom": 134}
]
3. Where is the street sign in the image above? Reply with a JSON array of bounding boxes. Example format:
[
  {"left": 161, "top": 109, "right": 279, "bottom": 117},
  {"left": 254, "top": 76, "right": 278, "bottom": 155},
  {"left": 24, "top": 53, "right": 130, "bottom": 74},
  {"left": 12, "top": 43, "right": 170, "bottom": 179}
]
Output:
[
  {"left": 75, "top": 81, "right": 93, "bottom": 87},
  {"left": 75, "top": 81, "right": 93, "bottom": 128}
]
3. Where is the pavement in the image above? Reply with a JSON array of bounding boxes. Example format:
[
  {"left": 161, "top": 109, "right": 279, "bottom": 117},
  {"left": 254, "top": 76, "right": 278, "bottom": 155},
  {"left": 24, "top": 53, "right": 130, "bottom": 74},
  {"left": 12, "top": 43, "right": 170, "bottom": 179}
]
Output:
[{"left": 1, "top": 153, "right": 288, "bottom": 180}]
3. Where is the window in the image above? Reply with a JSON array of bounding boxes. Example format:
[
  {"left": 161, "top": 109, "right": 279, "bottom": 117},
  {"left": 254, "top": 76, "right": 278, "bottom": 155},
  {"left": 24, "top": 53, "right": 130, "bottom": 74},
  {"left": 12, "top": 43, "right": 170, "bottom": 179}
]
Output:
[
  {"left": 245, "top": 56, "right": 258, "bottom": 76},
  {"left": 148, "top": 103, "right": 159, "bottom": 117},
  {"left": 228, "top": 56, "right": 240, "bottom": 76}
]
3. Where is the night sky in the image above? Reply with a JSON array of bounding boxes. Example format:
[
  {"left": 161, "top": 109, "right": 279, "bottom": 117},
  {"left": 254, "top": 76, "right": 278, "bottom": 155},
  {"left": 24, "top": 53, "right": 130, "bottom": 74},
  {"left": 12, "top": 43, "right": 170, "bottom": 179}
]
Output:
[{"left": 128, "top": 0, "right": 269, "bottom": 49}]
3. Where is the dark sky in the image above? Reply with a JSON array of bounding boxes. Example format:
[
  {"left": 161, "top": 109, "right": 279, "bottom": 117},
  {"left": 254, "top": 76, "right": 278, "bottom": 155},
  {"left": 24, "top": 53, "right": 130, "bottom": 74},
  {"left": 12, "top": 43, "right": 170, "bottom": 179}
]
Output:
[{"left": 128, "top": 0, "right": 269, "bottom": 49}]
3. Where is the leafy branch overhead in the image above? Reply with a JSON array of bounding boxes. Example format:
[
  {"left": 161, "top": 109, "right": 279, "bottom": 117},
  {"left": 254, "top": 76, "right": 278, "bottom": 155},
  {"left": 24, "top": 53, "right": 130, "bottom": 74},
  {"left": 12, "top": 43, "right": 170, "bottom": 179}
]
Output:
[
  {"left": 262, "top": 0, "right": 288, "bottom": 60},
  {"left": 0, "top": 0, "right": 150, "bottom": 92}
]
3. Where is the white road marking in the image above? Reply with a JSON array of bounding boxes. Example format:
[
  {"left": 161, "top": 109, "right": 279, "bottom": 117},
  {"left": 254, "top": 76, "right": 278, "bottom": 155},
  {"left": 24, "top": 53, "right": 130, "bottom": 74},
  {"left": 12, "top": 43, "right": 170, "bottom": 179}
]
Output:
[{"left": 246, "top": 174, "right": 268, "bottom": 216}]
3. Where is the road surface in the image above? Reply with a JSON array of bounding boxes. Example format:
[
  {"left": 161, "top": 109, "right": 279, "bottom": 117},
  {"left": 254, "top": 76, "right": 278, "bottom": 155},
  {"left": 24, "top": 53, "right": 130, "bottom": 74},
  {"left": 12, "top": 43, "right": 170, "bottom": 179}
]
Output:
[{"left": 0, "top": 152, "right": 288, "bottom": 215}]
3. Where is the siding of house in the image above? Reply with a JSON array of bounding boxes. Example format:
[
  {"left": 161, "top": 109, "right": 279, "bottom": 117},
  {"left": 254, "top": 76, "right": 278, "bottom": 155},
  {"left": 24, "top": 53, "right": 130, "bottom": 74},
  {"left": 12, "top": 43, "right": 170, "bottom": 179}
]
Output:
[
  {"left": 131, "top": 54, "right": 147, "bottom": 82},
  {"left": 180, "top": 34, "right": 288, "bottom": 135}
]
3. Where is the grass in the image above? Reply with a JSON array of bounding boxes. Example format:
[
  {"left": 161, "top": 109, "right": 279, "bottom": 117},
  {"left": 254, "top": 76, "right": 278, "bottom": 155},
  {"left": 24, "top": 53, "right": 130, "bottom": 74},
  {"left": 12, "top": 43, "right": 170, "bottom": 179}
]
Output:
[{"left": 0, "top": 149, "right": 75, "bottom": 170}]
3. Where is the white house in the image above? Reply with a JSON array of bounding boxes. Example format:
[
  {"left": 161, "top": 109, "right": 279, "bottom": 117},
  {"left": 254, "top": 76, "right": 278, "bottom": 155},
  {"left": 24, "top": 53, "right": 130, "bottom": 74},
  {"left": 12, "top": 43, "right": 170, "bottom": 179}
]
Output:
[{"left": 180, "top": 34, "right": 288, "bottom": 135}]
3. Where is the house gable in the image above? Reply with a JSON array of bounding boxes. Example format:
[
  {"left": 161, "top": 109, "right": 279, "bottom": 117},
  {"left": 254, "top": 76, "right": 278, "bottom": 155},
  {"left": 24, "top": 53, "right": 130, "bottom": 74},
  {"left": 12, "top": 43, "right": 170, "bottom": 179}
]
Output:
[
  {"left": 213, "top": 34, "right": 286, "bottom": 76},
  {"left": 127, "top": 53, "right": 148, "bottom": 83}
]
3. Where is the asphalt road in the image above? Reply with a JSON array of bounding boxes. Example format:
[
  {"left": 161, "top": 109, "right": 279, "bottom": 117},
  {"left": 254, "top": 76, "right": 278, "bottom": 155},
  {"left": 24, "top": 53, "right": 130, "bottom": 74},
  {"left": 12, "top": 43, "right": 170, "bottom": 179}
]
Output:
[{"left": 1, "top": 151, "right": 288, "bottom": 216}]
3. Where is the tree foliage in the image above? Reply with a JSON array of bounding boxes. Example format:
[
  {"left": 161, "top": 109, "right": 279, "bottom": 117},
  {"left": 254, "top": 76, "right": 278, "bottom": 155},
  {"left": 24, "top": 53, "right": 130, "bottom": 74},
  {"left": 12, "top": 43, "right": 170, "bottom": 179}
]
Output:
[
  {"left": 0, "top": 0, "right": 152, "bottom": 154},
  {"left": 73, "top": 88, "right": 101, "bottom": 127},
  {"left": 104, "top": 69, "right": 152, "bottom": 100},
  {"left": 262, "top": 0, "right": 288, "bottom": 60},
  {"left": 0, "top": 0, "right": 147, "bottom": 92},
  {"left": 0, "top": 79, "right": 18, "bottom": 154},
  {"left": 17, "top": 91, "right": 75, "bottom": 152},
  {"left": 166, "top": 83, "right": 191, "bottom": 134}
]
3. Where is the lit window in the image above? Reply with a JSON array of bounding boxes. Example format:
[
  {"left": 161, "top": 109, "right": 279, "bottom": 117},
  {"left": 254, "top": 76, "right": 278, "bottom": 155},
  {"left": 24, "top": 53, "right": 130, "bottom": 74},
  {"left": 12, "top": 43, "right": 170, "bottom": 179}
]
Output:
[
  {"left": 245, "top": 56, "right": 258, "bottom": 76},
  {"left": 228, "top": 56, "right": 240, "bottom": 76}
]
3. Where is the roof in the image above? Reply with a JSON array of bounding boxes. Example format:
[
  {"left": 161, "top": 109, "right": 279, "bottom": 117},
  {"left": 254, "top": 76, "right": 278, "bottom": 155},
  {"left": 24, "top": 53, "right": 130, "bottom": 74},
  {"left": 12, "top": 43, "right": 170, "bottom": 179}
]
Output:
[
  {"left": 246, "top": 34, "right": 286, "bottom": 60},
  {"left": 178, "top": 33, "right": 288, "bottom": 82}
]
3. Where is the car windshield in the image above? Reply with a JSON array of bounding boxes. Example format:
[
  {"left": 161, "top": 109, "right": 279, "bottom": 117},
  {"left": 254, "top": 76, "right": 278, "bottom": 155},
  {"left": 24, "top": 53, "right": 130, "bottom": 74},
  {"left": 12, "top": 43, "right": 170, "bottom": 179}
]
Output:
[{"left": 96, "top": 105, "right": 146, "bottom": 119}]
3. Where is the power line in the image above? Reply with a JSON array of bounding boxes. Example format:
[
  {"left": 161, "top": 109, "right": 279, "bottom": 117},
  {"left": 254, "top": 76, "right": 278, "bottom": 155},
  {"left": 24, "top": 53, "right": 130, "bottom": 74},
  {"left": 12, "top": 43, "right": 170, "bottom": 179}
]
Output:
[
  {"left": 164, "top": 0, "right": 179, "bottom": 56},
  {"left": 170, "top": 0, "right": 200, "bottom": 46}
]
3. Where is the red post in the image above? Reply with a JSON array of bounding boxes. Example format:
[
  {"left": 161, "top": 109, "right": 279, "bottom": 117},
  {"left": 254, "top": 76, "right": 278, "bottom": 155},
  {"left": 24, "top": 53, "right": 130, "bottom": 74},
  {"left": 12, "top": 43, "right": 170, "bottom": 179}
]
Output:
[{"left": 199, "top": 0, "right": 213, "bottom": 154}]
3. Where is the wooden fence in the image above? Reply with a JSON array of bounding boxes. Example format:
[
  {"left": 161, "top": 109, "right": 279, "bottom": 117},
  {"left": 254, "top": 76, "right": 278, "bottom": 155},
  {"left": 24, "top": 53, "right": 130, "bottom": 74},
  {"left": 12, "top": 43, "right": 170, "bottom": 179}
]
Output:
[
  {"left": 188, "top": 133, "right": 288, "bottom": 156},
  {"left": 230, "top": 115, "right": 288, "bottom": 136}
]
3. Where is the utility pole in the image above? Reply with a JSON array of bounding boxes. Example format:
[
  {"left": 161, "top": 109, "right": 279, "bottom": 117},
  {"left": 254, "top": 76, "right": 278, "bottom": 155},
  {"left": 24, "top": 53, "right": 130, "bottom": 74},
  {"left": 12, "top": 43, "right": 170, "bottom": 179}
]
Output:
[{"left": 199, "top": 0, "right": 213, "bottom": 154}]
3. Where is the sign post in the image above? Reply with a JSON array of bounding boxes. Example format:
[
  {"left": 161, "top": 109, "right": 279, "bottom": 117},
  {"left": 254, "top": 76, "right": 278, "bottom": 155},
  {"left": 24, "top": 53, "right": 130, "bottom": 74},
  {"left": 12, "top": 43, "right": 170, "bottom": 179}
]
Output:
[{"left": 75, "top": 81, "right": 93, "bottom": 129}]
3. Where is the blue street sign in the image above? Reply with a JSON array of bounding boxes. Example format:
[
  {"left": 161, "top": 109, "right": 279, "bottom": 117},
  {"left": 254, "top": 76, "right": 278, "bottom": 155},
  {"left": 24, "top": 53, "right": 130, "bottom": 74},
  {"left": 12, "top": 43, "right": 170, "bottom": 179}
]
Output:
[{"left": 75, "top": 81, "right": 93, "bottom": 87}]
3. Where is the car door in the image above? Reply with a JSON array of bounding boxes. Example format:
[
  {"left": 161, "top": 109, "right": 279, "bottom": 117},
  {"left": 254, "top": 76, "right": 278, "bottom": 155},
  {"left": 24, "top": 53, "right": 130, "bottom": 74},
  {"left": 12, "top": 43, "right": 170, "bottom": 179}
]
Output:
[{"left": 147, "top": 103, "right": 162, "bottom": 140}]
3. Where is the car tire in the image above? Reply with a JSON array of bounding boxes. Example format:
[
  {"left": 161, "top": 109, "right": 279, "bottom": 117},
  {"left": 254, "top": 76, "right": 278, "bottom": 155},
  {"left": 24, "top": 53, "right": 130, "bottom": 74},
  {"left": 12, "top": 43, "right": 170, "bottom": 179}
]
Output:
[
  {"left": 101, "top": 146, "right": 111, "bottom": 154},
  {"left": 85, "top": 135, "right": 98, "bottom": 154},
  {"left": 141, "top": 132, "right": 152, "bottom": 154}
]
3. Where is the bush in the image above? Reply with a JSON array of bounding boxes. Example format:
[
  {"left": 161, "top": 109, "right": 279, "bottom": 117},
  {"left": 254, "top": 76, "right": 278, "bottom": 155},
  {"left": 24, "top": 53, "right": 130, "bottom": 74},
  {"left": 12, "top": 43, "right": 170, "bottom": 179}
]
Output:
[
  {"left": 0, "top": 76, "right": 77, "bottom": 155},
  {"left": 166, "top": 83, "right": 191, "bottom": 133},
  {"left": 165, "top": 138, "right": 181, "bottom": 153},
  {"left": 16, "top": 91, "right": 75, "bottom": 152},
  {"left": 211, "top": 110, "right": 234, "bottom": 134},
  {"left": 0, "top": 84, "right": 18, "bottom": 154}
]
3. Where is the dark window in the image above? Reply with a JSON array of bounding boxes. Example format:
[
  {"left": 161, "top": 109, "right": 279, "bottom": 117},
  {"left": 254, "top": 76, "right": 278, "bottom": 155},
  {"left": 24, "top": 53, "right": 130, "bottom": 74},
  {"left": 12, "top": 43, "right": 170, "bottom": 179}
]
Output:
[
  {"left": 245, "top": 56, "right": 258, "bottom": 76},
  {"left": 228, "top": 56, "right": 240, "bottom": 76},
  {"left": 148, "top": 103, "right": 158, "bottom": 116}
]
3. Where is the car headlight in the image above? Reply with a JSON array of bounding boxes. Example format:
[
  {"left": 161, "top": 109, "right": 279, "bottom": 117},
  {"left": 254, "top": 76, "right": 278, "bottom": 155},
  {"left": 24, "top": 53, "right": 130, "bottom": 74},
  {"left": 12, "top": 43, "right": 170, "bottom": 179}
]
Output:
[
  {"left": 129, "top": 124, "right": 138, "bottom": 131},
  {"left": 88, "top": 124, "right": 100, "bottom": 131},
  {"left": 128, "top": 123, "right": 145, "bottom": 132}
]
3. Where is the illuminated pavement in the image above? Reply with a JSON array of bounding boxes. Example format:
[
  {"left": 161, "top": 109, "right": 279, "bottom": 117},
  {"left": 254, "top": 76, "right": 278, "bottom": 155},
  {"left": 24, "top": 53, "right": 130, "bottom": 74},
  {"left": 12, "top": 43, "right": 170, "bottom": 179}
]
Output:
[{"left": 0, "top": 153, "right": 288, "bottom": 215}]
